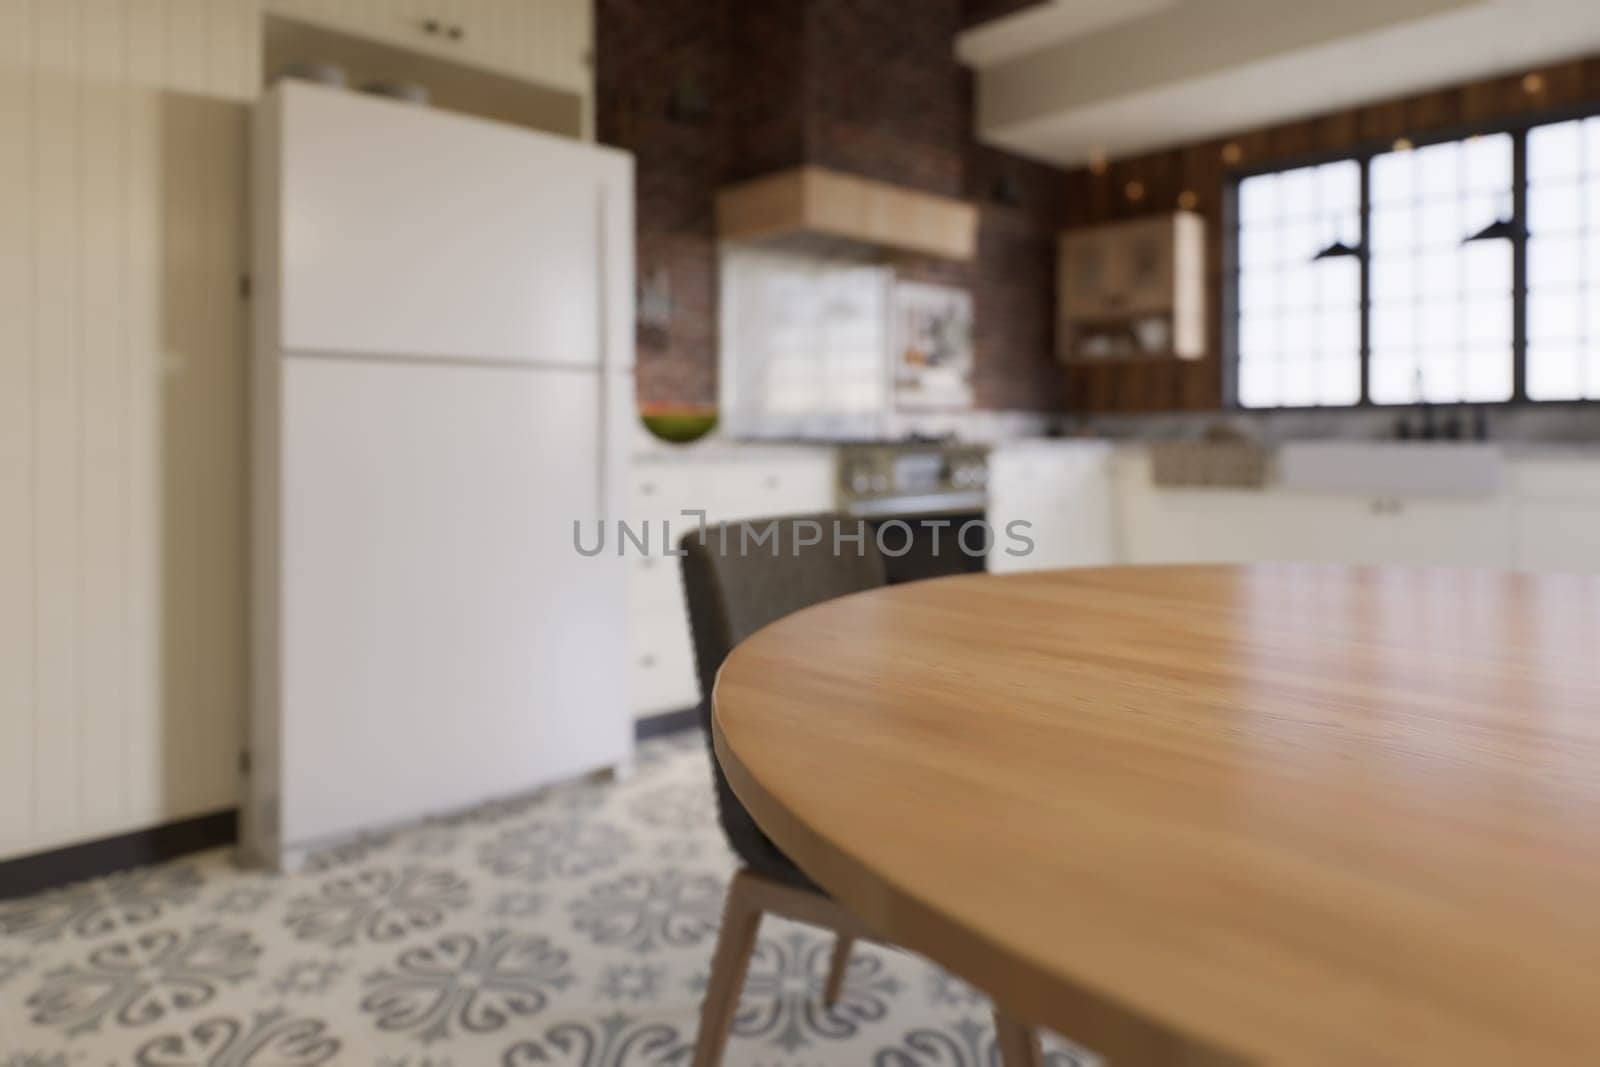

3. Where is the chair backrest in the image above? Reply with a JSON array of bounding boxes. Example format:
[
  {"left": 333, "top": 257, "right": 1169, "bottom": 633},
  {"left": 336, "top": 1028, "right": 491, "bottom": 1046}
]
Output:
[{"left": 678, "top": 513, "right": 887, "bottom": 885}]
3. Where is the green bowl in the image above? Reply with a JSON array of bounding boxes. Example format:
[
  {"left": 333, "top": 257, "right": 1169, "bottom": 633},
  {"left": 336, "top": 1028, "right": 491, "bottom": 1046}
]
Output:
[{"left": 640, "top": 409, "right": 718, "bottom": 445}]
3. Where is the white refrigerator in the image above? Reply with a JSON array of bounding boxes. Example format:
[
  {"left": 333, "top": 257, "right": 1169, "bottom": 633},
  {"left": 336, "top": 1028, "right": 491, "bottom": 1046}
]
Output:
[{"left": 247, "top": 82, "right": 634, "bottom": 869}]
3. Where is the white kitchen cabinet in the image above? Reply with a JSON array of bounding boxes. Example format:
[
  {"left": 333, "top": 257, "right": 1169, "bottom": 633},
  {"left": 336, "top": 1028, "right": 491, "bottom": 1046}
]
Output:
[
  {"left": 1510, "top": 455, "right": 1600, "bottom": 574},
  {"left": 1113, "top": 448, "right": 1513, "bottom": 568},
  {"left": 277, "top": 82, "right": 623, "bottom": 365},
  {"left": 264, "top": 0, "right": 593, "bottom": 97},
  {"left": 988, "top": 441, "right": 1117, "bottom": 573},
  {"left": 1513, "top": 503, "right": 1600, "bottom": 574},
  {"left": 713, "top": 457, "right": 839, "bottom": 523},
  {"left": 1113, "top": 451, "right": 1304, "bottom": 563},
  {"left": 626, "top": 445, "right": 836, "bottom": 719},
  {"left": 1347, "top": 497, "right": 1513, "bottom": 567},
  {"left": 627, "top": 557, "right": 701, "bottom": 717},
  {"left": 1117, "top": 488, "right": 1305, "bottom": 564}
]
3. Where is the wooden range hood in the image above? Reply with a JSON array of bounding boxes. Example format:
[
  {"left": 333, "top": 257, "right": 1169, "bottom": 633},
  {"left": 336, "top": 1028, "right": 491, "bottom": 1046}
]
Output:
[{"left": 715, "top": 165, "right": 978, "bottom": 261}]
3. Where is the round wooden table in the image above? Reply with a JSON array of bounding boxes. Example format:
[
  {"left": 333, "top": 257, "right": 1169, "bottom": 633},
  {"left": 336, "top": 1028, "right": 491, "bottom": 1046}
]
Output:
[{"left": 711, "top": 564, "right": 1600, "bottom": 1066}]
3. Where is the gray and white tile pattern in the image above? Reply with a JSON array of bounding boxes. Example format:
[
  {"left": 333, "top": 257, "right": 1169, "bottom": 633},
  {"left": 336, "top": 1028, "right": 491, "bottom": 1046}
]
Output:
[{"left": 0, "top": 731, "right": 1096, "bottom": 1065}]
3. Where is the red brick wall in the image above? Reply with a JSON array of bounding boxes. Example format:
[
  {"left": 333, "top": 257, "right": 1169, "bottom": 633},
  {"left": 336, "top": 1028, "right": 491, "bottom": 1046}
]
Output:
[
  {"left": 597, "top": 0, "right": 1066, "bottom": 412},
  {"left": 596, "top": 0, "right": 728, "bottom": 408},
  {"left": 961, "top": 0, "right": 1045, "bottom": 27},
  {"left": 803, "top": 0, "right": 968, "bottom": 198}
]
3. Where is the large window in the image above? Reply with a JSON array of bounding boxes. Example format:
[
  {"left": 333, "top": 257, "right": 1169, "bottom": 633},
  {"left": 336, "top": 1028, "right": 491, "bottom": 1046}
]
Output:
[
  {"left": 1527, "top": 116, "right": 1600, "bottom": 399},
  {"left": 1233, "top": 111, "right": 1600, "bottom": 408}
]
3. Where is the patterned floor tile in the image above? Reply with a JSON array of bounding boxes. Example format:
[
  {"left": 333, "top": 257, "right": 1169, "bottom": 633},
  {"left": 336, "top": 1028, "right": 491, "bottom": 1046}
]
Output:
[{"left": 0, "top": 731, "right": 1096, "bottom": 1066}]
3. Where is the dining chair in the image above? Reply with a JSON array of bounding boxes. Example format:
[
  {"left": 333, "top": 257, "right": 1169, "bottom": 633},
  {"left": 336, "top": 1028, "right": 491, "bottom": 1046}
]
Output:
[{"left": 678, "top": 514, "right": 1045, "bottom": 1067}]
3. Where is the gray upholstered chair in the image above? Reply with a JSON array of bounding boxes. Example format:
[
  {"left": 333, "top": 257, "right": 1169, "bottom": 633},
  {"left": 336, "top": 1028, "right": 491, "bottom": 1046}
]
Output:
[{"left": 678, "top": 514, "right": 1043, "bottom": 1067}]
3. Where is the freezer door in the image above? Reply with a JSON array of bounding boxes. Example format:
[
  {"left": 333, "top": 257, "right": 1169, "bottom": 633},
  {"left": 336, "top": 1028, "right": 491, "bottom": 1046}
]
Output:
[{"left": 273, "top": 82, "right": 632, "bottom": 370}]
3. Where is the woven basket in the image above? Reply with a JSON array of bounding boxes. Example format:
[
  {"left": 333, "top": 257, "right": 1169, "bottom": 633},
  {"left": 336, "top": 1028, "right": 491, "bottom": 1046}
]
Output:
[{"left": 1149, "top": 441, "right": 1271, "bottom": 489}]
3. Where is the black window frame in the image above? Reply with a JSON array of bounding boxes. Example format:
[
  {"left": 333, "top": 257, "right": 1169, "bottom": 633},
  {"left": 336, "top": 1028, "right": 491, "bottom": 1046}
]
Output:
[{"left": 1224, "top": 99, "right": 1600, "bottom": 411}]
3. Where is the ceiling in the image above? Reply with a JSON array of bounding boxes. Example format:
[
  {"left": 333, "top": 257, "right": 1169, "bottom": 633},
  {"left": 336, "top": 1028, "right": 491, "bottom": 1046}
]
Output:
[{"left": 959, "top": 0, "right": 1600, "bottom": 166}]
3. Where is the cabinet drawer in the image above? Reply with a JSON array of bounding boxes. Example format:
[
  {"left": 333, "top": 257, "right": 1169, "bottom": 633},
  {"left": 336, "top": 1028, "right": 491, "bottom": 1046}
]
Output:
[
  {"left": 628, "top": 605, "right": 700, "bottom": 715},
  {"left": 630, "top": 467, "right": 714, "bottom": 552},
  {"left": 1511, "top": 457, "right": 1600, "bottom": 502},
  {"left": 1514, "top": 502, "right": 1600, "bottom": 574},
  {"left": 713, "top": 459, "right": 837, "bottom": 522},
  {"left": 629, "top": 554, "right": 686, "bottom": 616}
]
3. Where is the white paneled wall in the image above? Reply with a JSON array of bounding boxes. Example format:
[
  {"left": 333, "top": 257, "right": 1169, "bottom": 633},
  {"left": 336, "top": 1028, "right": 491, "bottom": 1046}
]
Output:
[
  {"left": 0, "top": 0, "right": 593, "bottom": 862},
  {"left": 0, "top": 0, "right": 256, "bottom": 862}
]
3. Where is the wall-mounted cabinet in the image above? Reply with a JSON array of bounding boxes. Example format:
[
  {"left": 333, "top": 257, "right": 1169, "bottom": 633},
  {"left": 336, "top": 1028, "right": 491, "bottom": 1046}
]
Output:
[
  {"left": 263, "top": 12, "right": 587, "bottom": 139},
  {"left": 1058, "top": 211, "right": 1204, "bottom": 364},
  {"left": 264, "top": 0, "right": 592, "bottom": 99}
]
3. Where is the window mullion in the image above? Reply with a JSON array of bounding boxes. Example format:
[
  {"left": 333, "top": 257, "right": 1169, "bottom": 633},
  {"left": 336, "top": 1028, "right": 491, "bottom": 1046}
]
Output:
[
  {"left": 1511, "top": 128, "right": 1529, "bottom": 402},
  {"left": 1358, "top": 155, "right": 1372, "bottom": 405}
]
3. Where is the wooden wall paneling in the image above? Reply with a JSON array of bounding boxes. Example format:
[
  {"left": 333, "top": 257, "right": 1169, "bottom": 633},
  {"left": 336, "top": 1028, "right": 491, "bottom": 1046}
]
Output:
[
  {"left": 1266, "top": 118, "right": 1313, "bottom": 162},
  {"left": 1358, "top": 100, "right": 1410, "bottom": 145},
  {"left": 1585, "top": 57, "right": 1600, "bottom": 100},
  {"left": 1143, "top": 151, "right": 1178, "bottom": 211},
  {"left": 1461, "top": 74, "right": 1518, "bottom": 124},
  {"left": 1182, "top": 360, "right": 1217, "bottom": 410},
  {"left": 1178, "top": 142, "right": 1219, "bottom": 212},
  {"left": 0, "top": 0, "right": 35, "bottom": 850},
  {"left": 1404, "top": 88, "right": 1461, "bottom": 134},
  {"left": 1116, "top": 365, "right": 1145, "bottom": 411},
  {"left": 1543, "top": 59, "right": 1586, "bottom": 109},
  {"left": 32, "top": 0, "right": 87, "bottom": 844},
  {"left": 1313, "top": 111, "right": 1359, "bottom": 153},
  {"left": 1084, "top": 170, "right": 1113, "bottom": 223},
  {"left": 1154, "top": 362, "right": 1177, "bottom": 413}
]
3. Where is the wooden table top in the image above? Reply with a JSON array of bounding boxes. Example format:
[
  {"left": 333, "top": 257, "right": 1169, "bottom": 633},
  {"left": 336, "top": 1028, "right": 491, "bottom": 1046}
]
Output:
[{"left": 711, "top": 564, "right": 1600, "bottom": 1066}]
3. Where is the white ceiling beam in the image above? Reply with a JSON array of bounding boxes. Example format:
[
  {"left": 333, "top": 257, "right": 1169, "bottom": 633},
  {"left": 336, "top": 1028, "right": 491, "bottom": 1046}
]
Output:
[
  {"left": 955, "top": 0, "right": 1179, "bottom": 69},
  {"left": 964, "top": 0, "right": 1600, "bottom": 166}
]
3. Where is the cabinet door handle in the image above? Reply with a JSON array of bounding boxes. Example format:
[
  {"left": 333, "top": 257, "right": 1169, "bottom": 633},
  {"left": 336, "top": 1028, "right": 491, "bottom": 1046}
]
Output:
[
  {"left": 640, "top": 654, "right": 657, "bottom": 668},
  {"left": 639, "top": 482, "right": 656, "bottom": 496},
  {"left": 764, "top": 475, "right": 781, "bottom": 490}
]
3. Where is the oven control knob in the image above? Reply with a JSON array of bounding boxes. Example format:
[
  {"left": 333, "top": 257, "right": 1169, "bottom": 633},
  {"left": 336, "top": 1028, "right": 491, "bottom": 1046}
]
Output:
[
  {"left": 851, "top": 472, "right": 872, "bottom": 493},
  {"left": 871, "top": 475, "right": 890, "bottom": 492}
]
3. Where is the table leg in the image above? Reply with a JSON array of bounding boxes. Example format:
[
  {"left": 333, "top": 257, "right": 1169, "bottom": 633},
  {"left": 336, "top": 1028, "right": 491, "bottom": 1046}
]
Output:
[{"left": 994, "top": 1011, "right": 1044, "bottom": 1067}]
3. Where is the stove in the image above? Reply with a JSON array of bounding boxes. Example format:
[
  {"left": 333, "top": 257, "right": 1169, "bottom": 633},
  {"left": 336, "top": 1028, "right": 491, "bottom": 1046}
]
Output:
[
  {"left": 836, "top": 441, "right": 989, "bottom": 518},
  {"left": 836, "top": 442, "right": 990, "bottom": 583}
]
